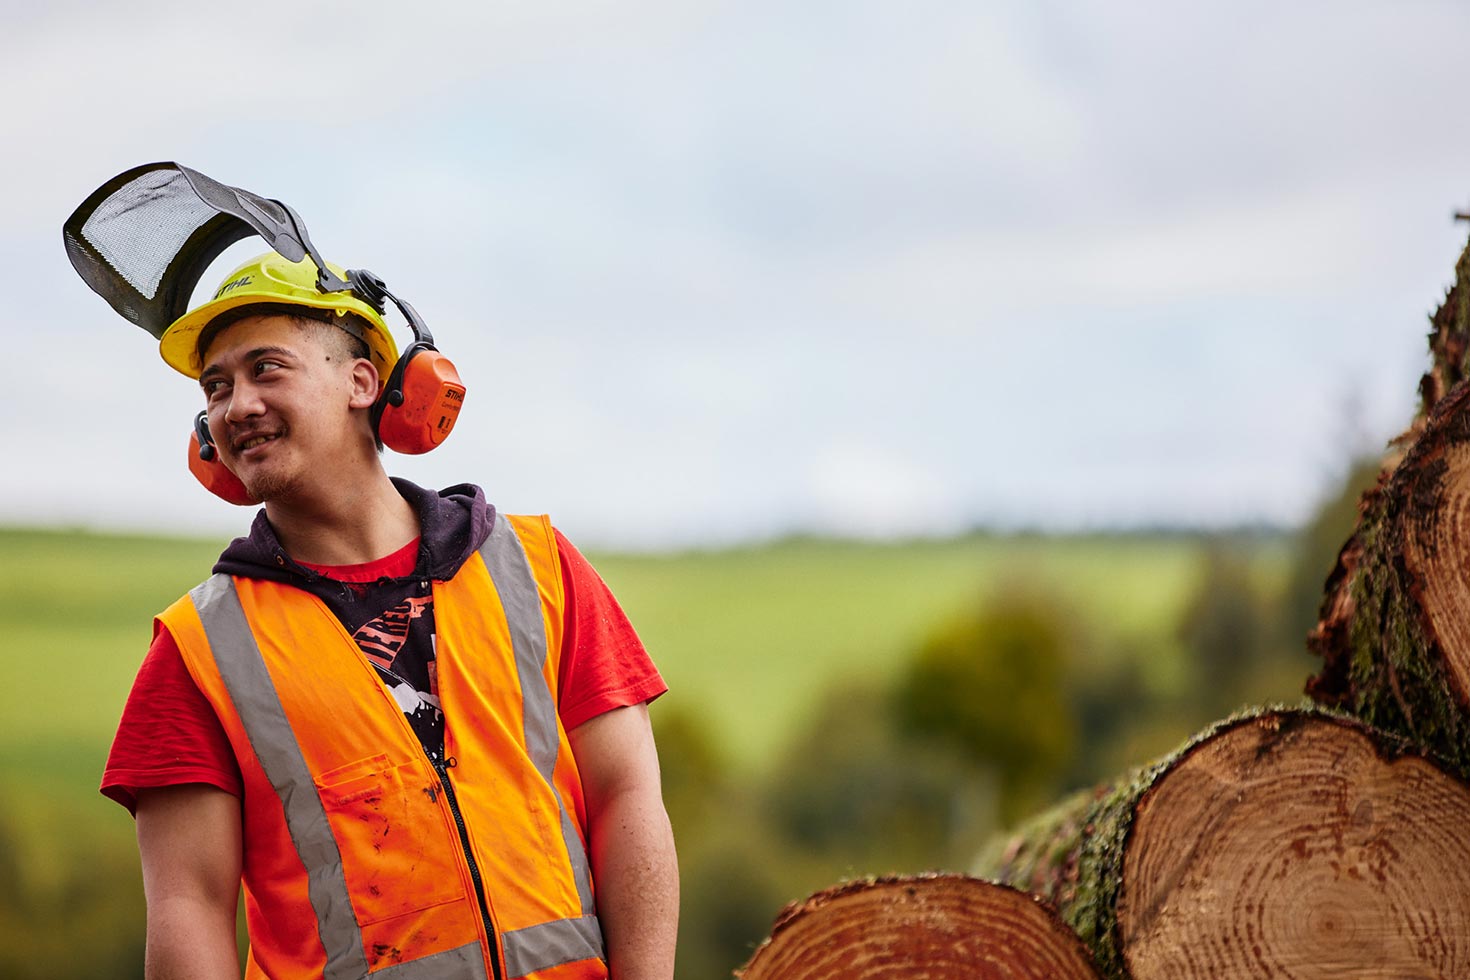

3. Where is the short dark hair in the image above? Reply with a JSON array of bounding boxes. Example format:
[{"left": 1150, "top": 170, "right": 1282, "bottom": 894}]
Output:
[{"left": 197, "top": 303, "right": 372, "bottom": 366}]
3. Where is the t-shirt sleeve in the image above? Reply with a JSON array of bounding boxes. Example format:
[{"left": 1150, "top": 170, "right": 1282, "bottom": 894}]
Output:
[
  {"left": 554, "top": 528, "right": 667, "bottom": 732},
  {"left": 100, "top": 621, "right": 243, "bottom": 815}
]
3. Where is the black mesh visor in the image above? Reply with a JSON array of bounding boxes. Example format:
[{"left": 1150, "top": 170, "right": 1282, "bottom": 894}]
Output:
[{"left": 62, "top": 162, "right": 315, "bottom": 340}]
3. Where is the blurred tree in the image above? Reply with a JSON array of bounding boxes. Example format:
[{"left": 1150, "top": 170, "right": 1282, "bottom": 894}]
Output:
[
  {"left": 1066, "top": 641, "right": 1155, "bottom": 784},
  {"left": 652, "top": 704, "right": 728, "bottom": 837},
  {"left": 652, "top": 705, "right": 789, "bottom": 980},
  {"left": 893, "top": 589, "right": 1077, "bottom": 825},
  {"left": 0, "top": 797, "right": 145, "bottom": 980},
  {"left": 763, "top": 681, "right": 995, "bottom": 873},
  {"left": 675, "top": 821, "right": 794, "bottom": 980},
  {"left": 1175, "top": 540, "right": 1269, "bottom": 715}
]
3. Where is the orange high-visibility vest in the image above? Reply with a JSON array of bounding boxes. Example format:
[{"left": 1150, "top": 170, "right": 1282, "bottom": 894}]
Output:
[{"left": 159, "top": 513, "right": 606, "bottom": 980}]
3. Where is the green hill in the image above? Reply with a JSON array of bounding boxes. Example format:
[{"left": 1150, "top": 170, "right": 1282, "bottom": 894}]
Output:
[{"left": 0, "top": 526, "right": 1268, "bottom": 775}]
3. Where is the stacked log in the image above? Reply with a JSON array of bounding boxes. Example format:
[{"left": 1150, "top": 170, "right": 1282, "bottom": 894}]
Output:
[
  {"left": 979, "top": 708, "right": 1470, "bottom": 979},
  {"left": 740, "top": 230, "right": 1470, "bottom": 978},
  {"left": 967, "top": 236, "right": 1470, "bottom": 977},
  {"left": 737, "top": 873, "right": 1100, "bottom": 980}
]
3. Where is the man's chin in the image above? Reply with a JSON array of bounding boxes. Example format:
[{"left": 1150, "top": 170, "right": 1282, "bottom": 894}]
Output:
[{"left": 239, "top": 468, "right": 302, "bottom": 504}]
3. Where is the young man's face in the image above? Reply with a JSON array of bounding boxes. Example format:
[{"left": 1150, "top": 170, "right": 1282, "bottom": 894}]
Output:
[{"left": 198, "top": 314, "right": 376, "bottom": 503}]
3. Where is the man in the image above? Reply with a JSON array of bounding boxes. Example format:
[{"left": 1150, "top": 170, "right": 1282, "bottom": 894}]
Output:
[{"left": 101, "top": 252, "right": 678, "bottom": 980}]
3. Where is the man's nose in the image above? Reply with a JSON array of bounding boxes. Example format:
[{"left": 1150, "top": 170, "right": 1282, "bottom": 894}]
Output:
[{"left": 223, "top": 378, "right": 266, "bottom": 424}]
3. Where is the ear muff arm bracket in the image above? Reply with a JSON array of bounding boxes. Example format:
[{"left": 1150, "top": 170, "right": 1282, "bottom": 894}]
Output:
[
  {"left": 273, "top": 199, "right": 439, "bottom": 352},
  {"left": 343, "top": 269, "right": 438, "bottom": 350}
]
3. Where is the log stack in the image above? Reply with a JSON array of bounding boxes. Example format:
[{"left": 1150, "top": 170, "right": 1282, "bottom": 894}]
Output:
[
  {"left": 742, "top": 230, "right": 1470, "bottom": 978},
  {"left": 979, "top": 239, "right": 1470, "bottom": 975},
  {"left": 979, "top": 709, "right": 1470, "bottom": 978}
]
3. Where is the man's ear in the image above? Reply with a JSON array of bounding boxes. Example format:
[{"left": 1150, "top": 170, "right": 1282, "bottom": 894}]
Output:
[{"left": 348, "top": 359, "right": 381, "bottom": 410}]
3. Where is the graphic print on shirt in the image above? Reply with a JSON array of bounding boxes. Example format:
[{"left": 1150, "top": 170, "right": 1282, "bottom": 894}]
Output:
[
  {"left": 356, "top": 594, "right": 434, "bottom": 674},
  {"left": 352, "top": 594, "right": 447, "bottom": 760}
]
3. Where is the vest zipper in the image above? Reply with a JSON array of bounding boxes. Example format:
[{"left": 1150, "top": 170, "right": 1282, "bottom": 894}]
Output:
[{"left": 432, "top": 754, "right": 505, "bottom": 980}]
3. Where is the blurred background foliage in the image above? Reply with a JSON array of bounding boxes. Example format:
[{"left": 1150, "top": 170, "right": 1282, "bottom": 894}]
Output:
[{"left": 0, "top": 456, "right": 1378, "bottom": 979}]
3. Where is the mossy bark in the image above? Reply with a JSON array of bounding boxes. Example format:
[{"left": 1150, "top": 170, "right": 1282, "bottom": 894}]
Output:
[
  {"left": 975, "top": 708, "right": 1470, "bottom": 980},
  {"left": 1306, "top": 376, "right": 1470, "bottom": 779},
  {"left": 1305, "top": 230, "right": 1470, "bottom": 777}
]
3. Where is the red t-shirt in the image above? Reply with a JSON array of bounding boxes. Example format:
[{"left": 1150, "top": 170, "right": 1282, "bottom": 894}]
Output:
[{"left": 101, "top": 529, "right": 664, "bottom": 814}]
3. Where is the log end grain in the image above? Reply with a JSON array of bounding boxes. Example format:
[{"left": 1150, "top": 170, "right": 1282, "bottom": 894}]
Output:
[
  {"left": 737, "top": 873, "right": 1100, "bottom": 980},
  {"left": 1117, "top": 713, "right": 1470, "bottom": 979}
]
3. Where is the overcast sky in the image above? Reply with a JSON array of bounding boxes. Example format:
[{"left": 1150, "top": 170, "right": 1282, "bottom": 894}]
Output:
[{"left": 4, "top": 0, "right": 1469, "bottom": 549}]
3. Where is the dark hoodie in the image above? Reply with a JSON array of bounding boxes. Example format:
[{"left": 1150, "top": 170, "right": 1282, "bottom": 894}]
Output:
[
  {"left": 214, "top": 478, "right": 494, "bottom": 592},
  {"left": 212, "top": 478, "right": 496, "bottom": 762}
]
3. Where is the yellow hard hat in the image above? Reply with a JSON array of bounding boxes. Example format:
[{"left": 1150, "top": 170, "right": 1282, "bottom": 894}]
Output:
[{"left": 158, "top": 252, "right": 399, "bottom": 379}]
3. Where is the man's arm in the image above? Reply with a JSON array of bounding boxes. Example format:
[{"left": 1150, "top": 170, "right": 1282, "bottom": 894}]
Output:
[
  {"left": 569, "top": 703, "right": 679, "bottom": 980},
  {"left": 135, "top": 784, "right": 244, "bottom": 980}
]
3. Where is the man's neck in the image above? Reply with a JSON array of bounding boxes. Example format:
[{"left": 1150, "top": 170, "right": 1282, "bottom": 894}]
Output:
[{"left": 263, "top": 471, "right": 420, "bottom": 567}]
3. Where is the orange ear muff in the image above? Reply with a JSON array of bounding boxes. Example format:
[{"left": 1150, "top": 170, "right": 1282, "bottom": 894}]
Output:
[
  {"left": 188, "top": 413, "right": 259, "bottom": 506},
  {"left": 374, "top": 344, "right": 466, "bottom": 455}
]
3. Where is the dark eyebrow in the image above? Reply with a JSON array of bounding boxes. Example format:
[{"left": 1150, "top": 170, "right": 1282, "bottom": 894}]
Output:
[{"left": 199, "top": 346, "right": 299, "bottom": 388}]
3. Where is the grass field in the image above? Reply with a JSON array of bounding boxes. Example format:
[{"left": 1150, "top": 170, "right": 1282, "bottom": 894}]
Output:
[
  {"left": 595, "top": 532, "right": 1248, "bottom": 771},
  {"left": 0, "top": 525, "right": 1283, "bottom": 777}
]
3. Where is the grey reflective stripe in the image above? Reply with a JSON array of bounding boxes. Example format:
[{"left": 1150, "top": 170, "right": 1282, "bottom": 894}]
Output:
[
  {"left": 375, "top": 940, "right": 487, "bottom": 979},
  {"left": 190, "top": 575, "right": 369, "bottom": 980},
  {"left": 479, "top": 516, "right": 599, "bottom": 919},
  {"left": 502, "top": 917, "right": 605, "bottom": 979}
]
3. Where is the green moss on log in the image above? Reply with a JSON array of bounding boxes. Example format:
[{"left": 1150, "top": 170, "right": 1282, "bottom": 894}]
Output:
[{"left": 1307, "top": 379, "right": 1470, "bottom": 778}]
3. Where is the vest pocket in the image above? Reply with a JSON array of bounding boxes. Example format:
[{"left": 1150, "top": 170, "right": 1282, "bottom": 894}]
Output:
[{"left": 318, "top": 756, "right": 465, "bottom": 924}]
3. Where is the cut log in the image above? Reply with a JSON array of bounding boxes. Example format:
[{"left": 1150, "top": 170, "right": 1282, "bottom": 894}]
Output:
[
  {"left": 737, "top": 873, "right": 1100, "bottom": 980},
  {"left": 979, "top": 709, "right": 1470, "bottom": 979},
  {"left": 1307, "top": 377, "right": 1470, "bottom": 777}
]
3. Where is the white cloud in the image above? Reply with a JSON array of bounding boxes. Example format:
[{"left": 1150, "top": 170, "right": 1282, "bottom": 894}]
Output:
[
  {"left": 801, "top": 443, "right": 966, "bottom": 537},
  {"left": 7, "top": 0, "right": 1470, "bottom": 546}
]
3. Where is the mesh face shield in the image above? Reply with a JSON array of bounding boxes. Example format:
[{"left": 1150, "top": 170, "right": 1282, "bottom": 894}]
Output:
[
  {"left": 62, "top": 162, "right": 347, "bottom": 340},
  {"left": 64, "top": 162, "right": 466, "bottom": 464}
]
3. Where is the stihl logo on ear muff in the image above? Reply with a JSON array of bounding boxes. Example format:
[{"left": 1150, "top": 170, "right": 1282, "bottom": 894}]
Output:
[
  {"left": 373, "top": 342, "right": 467, "bottom": 455},
  {"left": 189, "top": 411, "right": 258, "bottom": 507}
]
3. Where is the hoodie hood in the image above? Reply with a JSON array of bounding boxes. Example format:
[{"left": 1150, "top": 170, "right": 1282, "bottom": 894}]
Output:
[{"left": 213, "top": 479, "right": 496, "bottom": 585}]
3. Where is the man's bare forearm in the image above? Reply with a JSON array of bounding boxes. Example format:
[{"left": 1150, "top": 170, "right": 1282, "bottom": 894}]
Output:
[
  {"left": 570, "top": 704, "right": 680, "bottom": 980},
  {"left": 589, "top": 783, "right": 679, "bottom": 980},
  {"left": 145, "top": 895, "right": 241, "bottom": 980},
  {"left": 136, "top": 785, "right": 244, "bottom": 980}
]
